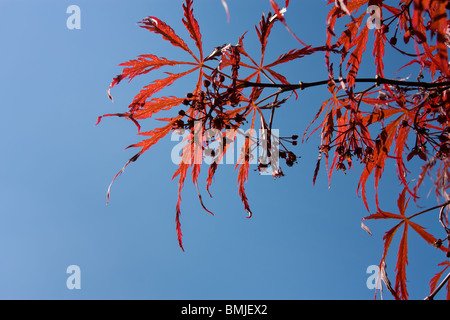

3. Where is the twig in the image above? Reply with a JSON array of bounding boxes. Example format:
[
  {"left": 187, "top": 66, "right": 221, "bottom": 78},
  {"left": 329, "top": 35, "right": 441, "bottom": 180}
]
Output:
[
  {"left": 238, "top": 77, "right": 450, "bottom": 91},
  {"left": 406, "top": 200, "right": 450, "bottom": 220},
  {"left": 439, "top": 205, "right": 450, "bottom": 258},
  {"left": 425, "top": 271, "right": 450, "bottom": 300}
]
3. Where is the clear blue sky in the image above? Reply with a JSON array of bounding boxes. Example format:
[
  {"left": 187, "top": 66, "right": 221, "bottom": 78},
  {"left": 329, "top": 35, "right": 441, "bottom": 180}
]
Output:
[{"left": 0, "top": 0, "right": 446, "bottom": 300}]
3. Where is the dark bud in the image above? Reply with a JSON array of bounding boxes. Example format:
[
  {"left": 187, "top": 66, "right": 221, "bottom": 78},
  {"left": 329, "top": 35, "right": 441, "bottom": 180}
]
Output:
[
  {"left": 336, "top": 162, "right": 346, "bottom": 171},
  {"left": 365, "top": 147, "right": 374, "bottom": 155},
  {"left": 287, "top": 151, "right": 297, "bottom": 162},
  {"left": 178, "top": 110, "right": 186, "bottom": 116},
  {"left": 437, "top": 114, "right": 447, "bottom": 124},
  {"left": 292, "top": 135, "right": 299, "bottom": 140},
  {"left": 286, "top": 159, "right": 294, "bottom": 167},
  {"left": 173, "top": 119, "right": 184, "bottom": 129},
  {"left": 336, "top": 145, "right": 345, "bottom": 155},
  {"left": 219, "top": 75, "right": 225, "bottom": 83},
  {"left": 186, "top": 93, "right": 194, "bottom": 98},
  {"left": 440, "top": 143, "right": 450, "bottom": 155},
  {"left": 203, "top": 80, "right": 211, "bottom": 88},
  {"left": 235, "top": 113, "right": 244, "bottom": 123},
  {"left": 213, "top": 116, "right": 224, "bottom": 129},
  {"left": 183, "top": 99, "right": 190, "bottom": 106},
  {"left": 439, "top": 133, "right": 449, "bottom": 143},
  {"left": 389, "top": 37, "right": 397, "bottom": 46},
  {"left": 292, "top": 141, "right": 298, "bottom": 146},
  {"left": 433, "top": 239, "right": 443, "bottom": 248}
]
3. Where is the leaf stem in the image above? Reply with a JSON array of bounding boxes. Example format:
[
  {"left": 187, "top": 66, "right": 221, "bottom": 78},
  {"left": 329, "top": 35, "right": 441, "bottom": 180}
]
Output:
[{"left": 407, "top": 200, "right": 450, "bottom": 220}]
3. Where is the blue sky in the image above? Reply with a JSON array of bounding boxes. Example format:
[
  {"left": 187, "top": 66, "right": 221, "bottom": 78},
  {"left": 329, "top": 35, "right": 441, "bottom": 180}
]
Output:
[{"left": 0, "top": 0, "right": 447, "bottom": 300}]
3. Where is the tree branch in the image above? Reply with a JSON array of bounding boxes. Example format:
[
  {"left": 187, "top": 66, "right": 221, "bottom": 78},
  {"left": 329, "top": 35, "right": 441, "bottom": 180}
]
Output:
[
  {"left": 238, "top": 77, "right": 450, "bottom": 92},
  {"left": 407, "top": 200, "right": 450, "bottom": 221},
  {"left": 425, "top": 271, "right": 450, "bottom": 300}
]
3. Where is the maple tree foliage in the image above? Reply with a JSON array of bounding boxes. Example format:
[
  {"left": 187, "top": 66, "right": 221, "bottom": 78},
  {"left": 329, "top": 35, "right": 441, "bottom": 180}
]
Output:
[{"left": 98, "top": 0, "right": 450, "bottom": 299}]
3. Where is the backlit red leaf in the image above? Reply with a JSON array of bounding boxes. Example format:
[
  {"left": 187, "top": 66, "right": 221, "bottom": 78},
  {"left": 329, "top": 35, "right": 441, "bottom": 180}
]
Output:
[
  {"left": 269, "top": 0, "right": 308, "bottom": 47},
  {"left": 129, "top": 68, "right": 198, "bottom": 110},
  {"left": 395, "top": 223, "right": 409, "bottom": 300},
  {"left": 139, "top": 16, "right": 197, "bottom": 61},
  {"left": 182, "top": 0, "right": 203, "bottom": 60}
]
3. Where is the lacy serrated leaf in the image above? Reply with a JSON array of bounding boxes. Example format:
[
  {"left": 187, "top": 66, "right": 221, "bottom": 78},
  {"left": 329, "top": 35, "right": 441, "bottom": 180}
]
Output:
[
  {"left": 182, "top": 0, "right": 203, "bottom": 60},
  {"left": 139, "top": 16, "right": 198, "bottom": 62}
]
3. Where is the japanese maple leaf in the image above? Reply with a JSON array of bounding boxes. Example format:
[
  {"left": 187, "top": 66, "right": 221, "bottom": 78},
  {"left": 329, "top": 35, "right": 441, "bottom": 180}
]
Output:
[{"left": 98, "top": 0, "right": 208, "bottom": 251}]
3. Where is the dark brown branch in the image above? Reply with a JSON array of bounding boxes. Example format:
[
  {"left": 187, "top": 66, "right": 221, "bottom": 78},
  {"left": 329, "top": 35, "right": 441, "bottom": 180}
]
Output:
[
  {"left": 407, "top": 200, "right": 450, "bottom": 221},
  {"left": 238, "top": 77, "right": 450, "bottom": 91}
]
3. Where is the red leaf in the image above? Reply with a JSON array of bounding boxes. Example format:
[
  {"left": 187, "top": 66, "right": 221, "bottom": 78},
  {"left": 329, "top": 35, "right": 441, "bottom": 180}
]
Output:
[
  {"left": 346, "top": 26, "right": 369, "bottom": 87},
  {"left": 381, "top": 220, "right": 405, "bottom": 264},
  {"left": 106, "top": 151, "right": 142, "bottom": 205},
  {"left": 132, "top": 97, "right": 185, "bottom": 120},
  {"left": 346, "top": 0, "right": 369, "bottom": 12},
  {"left": 397, "top": 188, "right": 409, "bottom": 217},
  {"left": 256, "top": 10, "right": 275, "bottom": 62},
  {"left": 336, "top": 12, "right": 365, "bottom": 51},
  {"left": 106, "top": 118, "right": 177, "bottom": 204},
  {"left": 196, "top": 182, "right": 214, "bottom": 216},
  {"left": 121, "top": 55, "right": 189, "bottom": 83},
  {"left": 409, "top": 221, "right": 445, "bottom": 251},
  {"left": 378, "top": 220, "right": 406, "bottom": 300},
  {"left": 237, "top": 160, "right": 253, "bottom": 218},
  {"left": 382, "top": 3, "right": 401, "bottom": 16},
  {"left": 107, "top": 56, "right": 195, "bottom": 102},
  {"left": 313, "top": 153, "right": 322, "bottom": 186},
  {"left": 129, "top": 68, "right": 198, "bottom": 109},
  {"left": 334, "top": 0, "right": 352, "bottom": 17},
  {"left": 139, "top": 16, "right": 197, "bottom": 62},
  {"left": 206, "top": 162, "right": 218, "bottom": 197},
  {"left": 126, "top": 121, "right": 174, "bottom": 155},
  {"left": 269, "top": 0, "right": 308, "bottom": 47},
  {"left": 182, "top": 0, "right": 204, "bottom": 60},
  {"left": 363, "top": 210, "right": 404, "bottom": 221},
  {"left": 264, "top": 46, "right": 328, "bottom": 68},
  {"left": 373, "top": 29, "right": 386, "bottom": 78},
  {"left": 429, "top": 261, "right": 450, "bottom": 296},
  {"left": 428, "top": 1, "right": 449, "bottom": 76},
  {"left": 173, "top": 163, "right": 189, "bottom": 251},
  {"left": 235, "top": 112, "right": 256, "bottom": 218},
  {"left": 357, "top": 116, "right": 404, "bottom": 211},
  {"left": 395, "top": 223, "right": 409, "bottom": 300}
]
